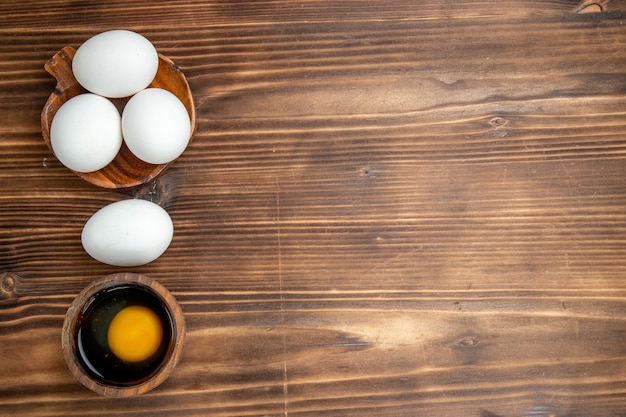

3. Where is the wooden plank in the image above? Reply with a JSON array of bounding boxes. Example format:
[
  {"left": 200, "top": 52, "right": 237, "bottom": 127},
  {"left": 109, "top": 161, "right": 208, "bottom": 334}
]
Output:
[{"left": 1, "top": 1, "right": 626, "bottom": 416}]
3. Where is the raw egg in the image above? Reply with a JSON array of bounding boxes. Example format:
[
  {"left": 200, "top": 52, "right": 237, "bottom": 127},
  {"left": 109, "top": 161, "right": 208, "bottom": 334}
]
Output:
[
  {"left": 107, "top": 305, "right": 163, "bottom": 363},
  {"left": 81, "top": 199, "right": 173, "bottom": 267},
  {"left": 50, "top": 93, "right": 122, "bottom": 172},
  {"left": 72, "top": 30, "right": 158, "bottom": 98},
  {"left": 74, "top": 282, "right": 174, "bottom": 387},
  {"left": 122, "top": 88, "right": 192, "bottom": 164}
]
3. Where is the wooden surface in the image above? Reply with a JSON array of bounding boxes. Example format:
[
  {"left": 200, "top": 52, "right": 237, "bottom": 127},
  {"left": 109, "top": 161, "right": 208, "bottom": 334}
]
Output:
[{"left": 1, "top": 0, "right": 626, "bottom": 415}]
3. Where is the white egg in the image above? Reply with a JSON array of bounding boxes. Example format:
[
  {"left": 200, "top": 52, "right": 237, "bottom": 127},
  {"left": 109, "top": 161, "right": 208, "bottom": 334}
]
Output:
[
  {"left": 81, "top": 199, "right": 174, "bottom": 267},
  {"left": 122, "top": 88, "right": 191, "bottom": 164},
  {"left": 50, "top": 93, "right": 122, "bottom": 172},
  {"left": 72, "top": 30, "right": 158, "bottom": 98}
]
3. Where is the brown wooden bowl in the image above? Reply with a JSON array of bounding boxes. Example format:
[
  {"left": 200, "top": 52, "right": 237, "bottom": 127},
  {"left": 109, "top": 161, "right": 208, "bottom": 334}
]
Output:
[
  {"left": 61, "top": 273, "right": 185, "bottom": 397},
  {"left": 41, "top": 46, "right": 196, "bottom": 189}
]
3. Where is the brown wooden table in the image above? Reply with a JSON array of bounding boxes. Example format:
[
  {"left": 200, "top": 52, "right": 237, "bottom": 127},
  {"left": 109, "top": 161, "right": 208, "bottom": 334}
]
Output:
[{"left": 2, "top": 1, "right": 626, "bottom": 415}]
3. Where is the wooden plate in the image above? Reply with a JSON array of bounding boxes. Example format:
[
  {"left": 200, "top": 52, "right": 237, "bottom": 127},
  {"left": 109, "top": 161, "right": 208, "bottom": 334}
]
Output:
[
  {"left": 41, "top": 46, "right": 196, "bottom": 189},
  {"left": 61, "top": 273, "right": 186, "bottom": 397}
]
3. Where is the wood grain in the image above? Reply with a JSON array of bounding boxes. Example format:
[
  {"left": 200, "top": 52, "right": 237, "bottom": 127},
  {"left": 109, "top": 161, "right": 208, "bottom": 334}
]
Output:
[{"left": 1, "top": 0, "right": 626, "bottom": 416}]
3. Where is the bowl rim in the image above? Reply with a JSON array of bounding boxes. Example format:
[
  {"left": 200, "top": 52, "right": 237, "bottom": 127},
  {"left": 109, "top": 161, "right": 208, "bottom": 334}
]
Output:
[{"left": 61, "top": 273, "right": 185, "bottom": 397}]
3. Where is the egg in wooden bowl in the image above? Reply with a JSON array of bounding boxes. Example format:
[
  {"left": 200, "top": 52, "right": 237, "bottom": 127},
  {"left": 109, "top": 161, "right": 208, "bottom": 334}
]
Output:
[
  {"left": 61, "top": 273, "right": 185, "bottom": 397},
  {"left": 41, "top": 30, "right": 196, "bottom": 189}
]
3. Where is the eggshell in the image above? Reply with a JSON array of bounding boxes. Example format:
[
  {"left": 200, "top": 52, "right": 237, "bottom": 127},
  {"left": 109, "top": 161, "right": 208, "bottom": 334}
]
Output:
[
  {"left": 72, "top": 30, "right": 158, "bottom": 98},
  {"left": 81, "top": 199, "right": 174, "bottom": 267},
  {"left": 50, "top": 93, "right": 123, "bottom": 172},
  {"left": 122, "top": 88, "right": 192, "bottom": 164}
]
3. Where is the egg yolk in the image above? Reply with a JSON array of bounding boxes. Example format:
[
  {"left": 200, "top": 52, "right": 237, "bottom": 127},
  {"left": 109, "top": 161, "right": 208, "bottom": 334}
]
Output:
[{"left": 107, "top": 305, "right": 162, "bottom": 362}]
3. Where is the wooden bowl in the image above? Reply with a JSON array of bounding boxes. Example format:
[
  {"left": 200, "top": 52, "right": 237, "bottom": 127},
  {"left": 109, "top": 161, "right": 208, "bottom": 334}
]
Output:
[
  {"left": 61, "top": 273, "right": 185, "bottom": 397},
  {"left": 41, "top": 46, "right": 196, "bottom": 189}
]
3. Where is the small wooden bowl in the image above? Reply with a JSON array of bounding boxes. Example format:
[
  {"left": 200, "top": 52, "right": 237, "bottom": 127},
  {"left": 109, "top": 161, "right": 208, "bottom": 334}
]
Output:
[
  {"left": 61, "top": 273, "right": 185, "bottom": 397},
  {"left": 41, "top": 46, "right": 196, "bottom": 189}
]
